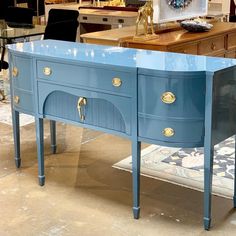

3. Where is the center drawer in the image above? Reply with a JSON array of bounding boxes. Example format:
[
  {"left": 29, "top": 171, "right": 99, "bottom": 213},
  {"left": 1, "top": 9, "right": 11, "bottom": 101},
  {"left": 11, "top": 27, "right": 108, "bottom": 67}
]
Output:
[
  {"left": 38, "top": 82, "right": 132, "bottom": 135},
  {"left": 37, "top": 61, "right": 133, "bottom": 96}
]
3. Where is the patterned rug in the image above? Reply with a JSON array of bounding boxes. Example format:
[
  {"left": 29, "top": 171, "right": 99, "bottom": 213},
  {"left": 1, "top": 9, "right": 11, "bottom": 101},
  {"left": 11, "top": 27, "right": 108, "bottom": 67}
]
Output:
[{"left": 113, "top": 136, "right": 235, "bottom": 199}]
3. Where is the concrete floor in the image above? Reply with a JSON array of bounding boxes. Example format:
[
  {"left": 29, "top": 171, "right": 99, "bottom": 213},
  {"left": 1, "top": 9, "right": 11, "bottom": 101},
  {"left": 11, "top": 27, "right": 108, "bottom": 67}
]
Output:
[{"left": 1, "top": 121, "right": 236, "bottom": 236}]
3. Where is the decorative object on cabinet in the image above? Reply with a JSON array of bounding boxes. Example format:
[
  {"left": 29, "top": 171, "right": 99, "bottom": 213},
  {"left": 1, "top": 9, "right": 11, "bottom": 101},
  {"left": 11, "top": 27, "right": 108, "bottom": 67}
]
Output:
[
  {"left": 135, "top": 0, "right": 155, "bottom": 36},
  {"left": 180, "top": 19, "right": 213, "bottom": 32}
]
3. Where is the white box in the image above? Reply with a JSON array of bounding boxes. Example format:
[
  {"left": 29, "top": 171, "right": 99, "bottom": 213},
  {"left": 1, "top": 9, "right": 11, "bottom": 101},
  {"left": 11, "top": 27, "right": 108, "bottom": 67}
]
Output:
[{"left": 153, "top": 0, "right": 208, "bottom": 23}]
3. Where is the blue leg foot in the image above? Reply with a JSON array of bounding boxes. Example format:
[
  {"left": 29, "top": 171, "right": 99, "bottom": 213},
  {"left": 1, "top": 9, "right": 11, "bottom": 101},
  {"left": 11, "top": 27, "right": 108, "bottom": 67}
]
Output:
[
  {"left": 51, "top": 145, "right": 57, "bottom": 154},
  {"left": 234, "top": 196, "right": 236, "bottom": 208},
  {"left": 15, "top": 158, "right": 21, "bottom": 168},
  {"left": 133, "top": 207, "right": 140, "bottom": 219},
  {"left": 204, "top": 217, "right": 211, "bottom": 230},
  {"left": 38, "top": 175, "right": 45, "bottom": 186}
]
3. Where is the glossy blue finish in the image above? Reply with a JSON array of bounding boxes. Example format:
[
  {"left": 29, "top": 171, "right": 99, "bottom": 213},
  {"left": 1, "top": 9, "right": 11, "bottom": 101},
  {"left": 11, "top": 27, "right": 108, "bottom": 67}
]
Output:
[
  {"left": 7, "top": 40, "right": 236, "bottom": 72},
  {"left": 7, "top": 40, "right": 236, "bottom": 230}
]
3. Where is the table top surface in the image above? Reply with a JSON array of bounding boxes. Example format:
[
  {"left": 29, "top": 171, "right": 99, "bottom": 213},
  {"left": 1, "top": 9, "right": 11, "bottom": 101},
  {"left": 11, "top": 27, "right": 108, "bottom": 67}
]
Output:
[
  {"left": 7, "top": 40, "right": 236, "bottom": 73},
  {"left": 0, "top": 21, "right": 45, "bottom": 40},
  {"left": 81, "top": 22, "right": 236, "bottom": 46}
]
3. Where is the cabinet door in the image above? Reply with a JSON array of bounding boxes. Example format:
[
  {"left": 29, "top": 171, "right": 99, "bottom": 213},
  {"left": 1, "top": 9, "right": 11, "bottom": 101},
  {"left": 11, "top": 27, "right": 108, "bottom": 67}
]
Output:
[
  {"left": 10, "top": 56, "right": 32, "bottom": 91},
  {"left": 138, "top": 72, "right": 206, "bottom": 147}
]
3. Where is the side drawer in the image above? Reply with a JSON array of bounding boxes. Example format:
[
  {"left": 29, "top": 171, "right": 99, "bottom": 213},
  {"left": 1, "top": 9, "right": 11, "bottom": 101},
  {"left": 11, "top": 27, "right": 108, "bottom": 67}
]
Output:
[
  {"left": 169, "top": 43, "right": 198, "bottom": 55},
  {"left": 112, "top": 17, "right": 136, "bottom": 26},
  {"left": 199, "top": 35, "right": 225, "bottom": 55},
  {"left": 12, "top": 88, "right": 34, "bottom": 113},
  {"left": 139, "top": 115, "right": 204, "bottom": 146},
  {"left": 37, "top": 60, "right": 133, "bottom": 96},
  {"left": 11, "top": 56, "right": 32, "bottom": 91},
  {"left": 138, "top": 74, "right": 205, "bottom": 119},
  {"left": 227, "top": 32, "right": 236, "bottom": 51},
  {"left": 225, "top": 50, "right": 236, "bottom": 59},
  {"left": 79, "top": 14, "right": 113, "bottom": 25}
]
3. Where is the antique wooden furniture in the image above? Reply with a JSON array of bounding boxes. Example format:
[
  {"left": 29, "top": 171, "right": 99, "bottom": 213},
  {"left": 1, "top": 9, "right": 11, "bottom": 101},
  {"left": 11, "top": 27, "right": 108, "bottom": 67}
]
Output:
[
  {"left": 7, "top": 40, "right": 236, "bottom": 230},
  {"left": 81, "top": 22, "right": 236, "bottom": 58}
]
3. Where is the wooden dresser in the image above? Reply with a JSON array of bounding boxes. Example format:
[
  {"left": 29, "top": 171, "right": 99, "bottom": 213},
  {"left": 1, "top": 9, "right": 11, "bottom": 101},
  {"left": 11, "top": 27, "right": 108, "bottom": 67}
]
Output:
[{"left": 81, "top": 22, "right": 236, "bottom": 58}]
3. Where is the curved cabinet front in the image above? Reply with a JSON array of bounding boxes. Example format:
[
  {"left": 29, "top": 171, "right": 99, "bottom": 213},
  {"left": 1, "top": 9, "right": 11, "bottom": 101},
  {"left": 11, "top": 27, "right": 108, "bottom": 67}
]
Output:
[
  {"left": 138, "top": 72, "right": 206, "bottom": 147},
  {"left": 38, "top": 82, "right": 132, "bottom": 135}
]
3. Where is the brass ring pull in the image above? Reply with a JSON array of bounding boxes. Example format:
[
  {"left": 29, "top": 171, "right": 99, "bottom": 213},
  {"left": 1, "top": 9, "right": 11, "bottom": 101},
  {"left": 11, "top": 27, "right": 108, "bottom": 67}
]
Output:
[
  {"left": 162, "top": 128, "right": 175, "bottom": 137},
  {"left": 77, "top": 97, "right": 87, "bottom": 121},
  {"left": 14, "top": 96, "right": 20, "bottom": 104},
  {"left": 211, "top": 43, "right": 216, "bottom": 50},
  {"left": 12, "top": 67, "right": 19, "bottom": 77},
  {"left": 161, "top": 92, "right": 176, "bottom": 104},
  {"left": 112, "top": 77, "right": 122, "bottom": 87},
  {"left": 43, "top": 67, "right": 52, "bottom": 76}
]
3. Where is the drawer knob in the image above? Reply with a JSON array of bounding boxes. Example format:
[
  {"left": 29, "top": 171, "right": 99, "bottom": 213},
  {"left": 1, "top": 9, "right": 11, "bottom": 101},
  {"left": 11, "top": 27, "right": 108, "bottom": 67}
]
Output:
[
  {"left": 112, "top": 77, "right": 122, "bottom": 87},
  {"left": 161, "top": 92, "right": 176, "bottom": 104},
  {"left": 211, "top": 43, "right": 216, "bottom": 50},
  {"left": 77, "top": 97, "right": 87, "bottom": 121},
  {"left": 12, "top": 67, "right": 19, "bottom": 77},
  {"left": 43, "top": 67, "right": 52, "bottom": 76},
  {"left": 14, "top": 96, "right": 20, "bottom": 104},
  {"left": 162, "top": 128, "right": 175, "bottom": 137}
]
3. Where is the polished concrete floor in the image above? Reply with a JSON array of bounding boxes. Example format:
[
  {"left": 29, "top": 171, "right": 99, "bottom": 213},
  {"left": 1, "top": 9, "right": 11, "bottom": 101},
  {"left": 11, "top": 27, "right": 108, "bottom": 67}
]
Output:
[{"left": 1, "top": 121, "right": 236, "bottom": 236}]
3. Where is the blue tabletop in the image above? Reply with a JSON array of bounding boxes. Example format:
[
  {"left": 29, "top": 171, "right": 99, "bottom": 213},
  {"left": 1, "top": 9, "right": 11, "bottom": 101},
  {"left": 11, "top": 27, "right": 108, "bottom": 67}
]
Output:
[{"left": 7, "top": 40, "right": 236, "bottom": 73}]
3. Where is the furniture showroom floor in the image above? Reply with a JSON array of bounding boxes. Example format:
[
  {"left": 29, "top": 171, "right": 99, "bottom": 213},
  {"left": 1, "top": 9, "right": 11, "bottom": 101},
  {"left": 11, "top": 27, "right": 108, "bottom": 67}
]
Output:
[{"left": 0, "top": 120, "right": 236, "bottom": 235}]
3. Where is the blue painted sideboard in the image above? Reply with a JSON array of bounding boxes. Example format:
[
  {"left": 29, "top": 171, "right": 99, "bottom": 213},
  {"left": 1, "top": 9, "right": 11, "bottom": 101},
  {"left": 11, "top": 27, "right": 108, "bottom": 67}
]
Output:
[{"left": 7, "top": 40, "right": 236, "bottom": 230}]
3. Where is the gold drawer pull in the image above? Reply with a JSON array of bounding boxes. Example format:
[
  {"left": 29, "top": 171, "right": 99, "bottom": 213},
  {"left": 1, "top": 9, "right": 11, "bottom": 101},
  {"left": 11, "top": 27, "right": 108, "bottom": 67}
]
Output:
[
  {"left": 12, "top": 67, "right": 19, "bottom": 77},
  {"left": 112, "top": 77, "right": 122, "bottom": 87},
  {"left": 14, "top": 96, "right": 20, "bottom": 104},
  {"left": 162, "top": 128, "right": 175, "bottom": 137},
  {"left": 43, "top": 67, "right": 52, "bottom": 76},
  {"left": 211, "top": 43, "right": 216, "bottom": 50},
  {"left": 77, "top": 97, "right": 87, "bottom": 121},
  {"left": 161, "top": 92, "right": 176, "bottom": 104}
]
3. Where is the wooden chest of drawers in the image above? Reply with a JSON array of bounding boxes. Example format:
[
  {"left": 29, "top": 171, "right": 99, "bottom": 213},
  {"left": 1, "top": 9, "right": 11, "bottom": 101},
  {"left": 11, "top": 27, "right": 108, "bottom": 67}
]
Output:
[{"left": 120, "top": 22, "right": 236, "bottom": 59}]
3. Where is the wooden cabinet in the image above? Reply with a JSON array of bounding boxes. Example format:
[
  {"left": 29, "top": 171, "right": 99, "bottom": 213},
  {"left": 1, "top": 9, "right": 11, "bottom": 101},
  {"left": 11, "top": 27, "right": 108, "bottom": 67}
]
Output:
[
  {"left": 81, "top": 22, "right": 236, "bottom": 58},
  {"left": 122, "top": 22, "right": 236, "bottom": 58}
]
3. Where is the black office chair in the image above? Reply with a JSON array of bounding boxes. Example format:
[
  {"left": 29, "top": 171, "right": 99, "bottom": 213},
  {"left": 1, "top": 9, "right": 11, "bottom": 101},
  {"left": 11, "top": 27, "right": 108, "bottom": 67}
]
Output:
[
  {"left": 47, "top": 9, "right": 79, "bottom": 25},
  {"left": 28, "top": 0, "right": 45, "bottom": 17},
  {"left": 230, "top": 0, "right": 236, "bottom": 22},
  {"left": 44, "top": 20, "right": 79, "bottom": 42},
  {"left": 44, "top": 9, "right": 79, "bottom": 42},
  {"left": 0, "top": 0, "right": 15, "bottom": 19},
  {"left": 5, "top": 6, "right": 34, "bottom": 28}
]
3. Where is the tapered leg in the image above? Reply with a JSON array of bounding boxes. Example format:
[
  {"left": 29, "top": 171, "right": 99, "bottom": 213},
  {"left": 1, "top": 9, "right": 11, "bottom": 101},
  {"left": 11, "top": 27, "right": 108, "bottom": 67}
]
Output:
[
  {"left": 35, "top": 118, "right": 45, "bottom": 186},
  {"left": 204, "top": 143, "right": 214, "bottom": 230},
  {"left": 12, "top": 110, "right": 21, "bottom": 168},
  {"left": 50, "top": 120, "right": 56, "bottom": 154},
  {"left": 132, "top": 140, "right": 141, "bottom": 219},
  {"left": 234, "top": 135, "right": 236, "bottom": 208}
]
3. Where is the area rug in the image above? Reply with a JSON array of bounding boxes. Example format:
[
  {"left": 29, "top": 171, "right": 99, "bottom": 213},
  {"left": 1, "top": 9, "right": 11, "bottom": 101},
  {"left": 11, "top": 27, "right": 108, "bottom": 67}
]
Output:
[
  {"left": 113, "top": 136, "right": 235, "bottom": 199},
  {"left": 0, "top": 101, "right": 34, "bottom": 126}
]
